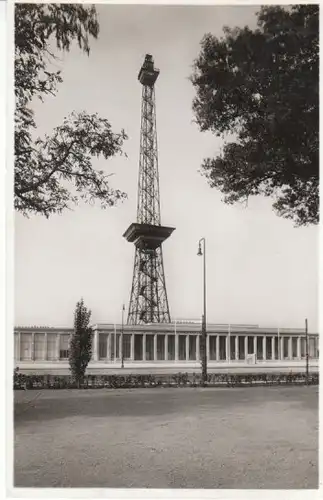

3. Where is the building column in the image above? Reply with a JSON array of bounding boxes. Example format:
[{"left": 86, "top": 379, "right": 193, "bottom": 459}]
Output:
[
  {"left": 186, "top": 335, "right": 189, "bottom": 362},
  {"left": 143, "top": 334, "right": 146, "bottom": 361},
  {"left": 235, "top": 336, "right": 239, "bottom": 361},
  {"left": 97, "top": 332, "right": 100, "bottom": 361},
  {"left": 17, "top": 332, "right": 21, "bottom": 362},
  {"left": 297, "top": 336, "right": 301, "bottom": 360},
  {"left": 288, "top": 337, "right": 292, "bottom": 360},
  {"left": 113, "top": 329, "right": 117, "bottom": 361},
  {"left": 111, "top": 333, "right": 114, "bottom": 361},
  {"left": 308, "top": 336, "right": 313, "bottom": 358},
  {"left": 106, "top": 334, "right": 110, "bottom": 361},
  {"left": 130, "top": 333, "right": 134, "bottom": 361},
  {"left": 244, "top": 336, "right": 248, "bottom": 360},
  {"left": 280, "top": 337, "right": 284, "bottom": 360},
  {"left": 56, "top": 333, "right": 60, "bottom": 361},
  {"left": 226, "top": 335, "right": 230, "bottom": 362},
  {"left": 154, "top": 334, "right": 158, "bottom": 361},
  {"left": 196, "top": 335, "right": 200, "bottom": 361},
  {"left": 262, "top": 336, "right": 266, "bottom": 361},
  {"left": 165, "top": 335, "right": 168, "bottom": 361},
  {"left": 271, "top": 336, "right": 275, "bottom": 360},
  {"left": 253, "top": 336, "right": 257, "bottom": 357},
  {"left": 216, "top": 335, "right": 220, "bottom": 362},
  {"left": 206, "top": 334, "right": 210, "bottom": 361},
  {"left": 44, "top": 332, "right": 48, "bottom": 361},
  {"left": 175, "top": 334, "right": 179, "bottom": 362},
  {"left": 31, "top": 332, "right": 35, "bottom": 361}
]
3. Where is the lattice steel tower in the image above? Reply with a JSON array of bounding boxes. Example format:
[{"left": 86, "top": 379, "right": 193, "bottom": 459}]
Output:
[{"left": 123, "top": 54, "right": 175, "bottom": 325}]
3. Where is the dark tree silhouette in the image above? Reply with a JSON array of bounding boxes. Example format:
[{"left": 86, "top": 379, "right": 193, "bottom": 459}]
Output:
[
  {"left": 69, "top": 298, "right": 93, "bottom": 386},
  {"left": 15, "top": 4, "right": 127, "bottom": 217},
  {"left": 191, "top": 5, "right": 318, "bottom": 226}
]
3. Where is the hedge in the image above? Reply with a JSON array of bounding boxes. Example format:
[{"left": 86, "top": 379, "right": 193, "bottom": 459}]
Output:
[{"left": 13, "top": 371, "right": 319, "bottom": 390}]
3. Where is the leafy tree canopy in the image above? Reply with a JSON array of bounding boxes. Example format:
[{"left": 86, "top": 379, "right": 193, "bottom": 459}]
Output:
[
  {"left": 15, "top": 4, "right": 127, "bottom": 217},
  {"left": 191, "top": 5, "right": 318, "bottom": 226}
]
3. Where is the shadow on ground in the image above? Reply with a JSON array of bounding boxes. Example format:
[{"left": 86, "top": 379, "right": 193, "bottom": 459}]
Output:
[{"left": 14, "top": 385, "right": 317, "bottom": 424}]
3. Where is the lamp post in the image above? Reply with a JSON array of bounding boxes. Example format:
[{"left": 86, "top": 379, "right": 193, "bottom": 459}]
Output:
[
  {"left": 305, "top": 318, "right": 309, "bottom": 385},
  {"left": 197, "top": 238, "right": 207, "bottom": 384},
  {"left": 121, "top": 304, "right": 125, "bottom": 369}
]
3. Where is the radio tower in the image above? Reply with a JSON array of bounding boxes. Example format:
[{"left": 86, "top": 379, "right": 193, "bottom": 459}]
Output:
[{"left": 123, "top": 54, "right": 175, "bottom": 325}]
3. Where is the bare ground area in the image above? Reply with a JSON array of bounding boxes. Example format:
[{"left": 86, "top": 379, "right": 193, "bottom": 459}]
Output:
[{"left": 14, "top": 386, "right": 318, "bottom": 489}]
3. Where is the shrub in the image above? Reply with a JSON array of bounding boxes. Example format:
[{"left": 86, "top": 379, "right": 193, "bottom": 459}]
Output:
[{"left": 13, "top": 371, "right": 319, "bottom": 390}]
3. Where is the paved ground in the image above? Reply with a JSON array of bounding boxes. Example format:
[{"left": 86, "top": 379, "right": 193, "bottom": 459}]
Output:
[
  {"left": 16, "top": 363, "right": 318, "bottom": 375},
  {"left": 14, "top": 386, "right": 318, "bottom": 489}
]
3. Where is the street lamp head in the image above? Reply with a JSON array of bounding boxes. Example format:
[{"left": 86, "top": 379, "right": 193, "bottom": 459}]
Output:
[{"left": 197, "top": 244, "right": 202, "bottom": 256}]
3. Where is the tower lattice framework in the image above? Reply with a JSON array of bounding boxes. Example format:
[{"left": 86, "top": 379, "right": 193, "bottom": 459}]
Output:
[{"left": 123, "top": 54, "right": 175, "bottom": 325}]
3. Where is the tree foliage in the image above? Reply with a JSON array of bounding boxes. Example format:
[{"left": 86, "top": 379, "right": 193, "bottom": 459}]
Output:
[
  {"left": 191, "top": 5, "right": 318, "bottom": 226},
  {"left": 69, "top": 298, "right": 93, "bottom": 385},
  {"left": 15, "top": 4, "right": 127, "bottom": 217}
]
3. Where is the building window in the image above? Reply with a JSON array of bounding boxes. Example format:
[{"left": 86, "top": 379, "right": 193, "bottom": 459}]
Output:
[
  {"left": 145, "top": 334, "right": 154, "bottom": 360},
  {"left": 168, "top": 335, "right": 175, "bottom": 360},
  {"left": 274, "top": 337, "right": 279, "bottom": 359},
  {"left": 283, "top": 337, "right": 289, "bottom": 359},
  {"left": 230, "top": 336, "right": 235, "bottom": 360},
  {"left": 110, "top": 332, "right": 118, "bottom": 359},
  {"left": 238, "top": 336, "right": 245, "bottom": 360},
  {"left": 116, "top": 334, "right": 121, "bottom": 359},
  {"left": 157, "top": 335, "right": 165, "bottom": 360},
  {"left": 14, "top": 334, "right": 19, "bottom": 361},
  {"left": 134, "top": 334, "right": 143, "bottom": 360},
  {"left": 219, "top": 336, "right": 226, "bottom": 360},
  {"left": 178, "top": 335, "right": 186, "bottom": 361},
  {"left": 123, "top": 334, "right": 131, "bottom": 359},
  {"left": 209, "top": 336, "right": 217, "bottom": 360},
  {"left": 47, "top": 334, "right": 57, "bottom": 360},
  {"left": 20, "top": 333, "right": 32, "bottom": 360},
  {"left": 109, "top": 333, "right": 121, "bottom": 359},
  {"left": 292, "top": 337, "right": 298, "bottom": 358},
  {"left": 256, "top": 337, "right": 263, "bottom": 360},
  {"left": 99, "top": 333, "right": 107, "bottom": 359},
  {"left": 247, "top": 336, "right": 254, "bottom": 355},
  {"left": 189, "top": 335, "right": 197, "bottom": 361},
  {"left": 59, "top": 334, "right": 69, "bottom": 359},
  {"left": 34, "top": 333, "right": 46, "bottom": 360},
  {"left": 309, "top": 337, "right": 316, "bottom": 358},
  {"left": 266, "top": 337, "right": 272, "bottom": 360}
]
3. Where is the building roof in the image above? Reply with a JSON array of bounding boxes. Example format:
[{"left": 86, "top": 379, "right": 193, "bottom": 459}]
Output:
[{"left": 13, "top": 322, "right": 315, "bottom": 336}]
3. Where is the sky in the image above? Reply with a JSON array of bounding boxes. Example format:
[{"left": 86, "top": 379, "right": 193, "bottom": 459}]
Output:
[{"left": 14, "top": 5, "right": 318, "bottom": 332}]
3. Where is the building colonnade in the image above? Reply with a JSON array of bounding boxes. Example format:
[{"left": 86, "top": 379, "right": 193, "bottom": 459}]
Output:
[{"left": 14, "top": 327, "right": 319, "bottom": 364}]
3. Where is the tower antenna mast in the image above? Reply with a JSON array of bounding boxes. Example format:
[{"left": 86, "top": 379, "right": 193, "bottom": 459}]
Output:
[{"left": 123, "top": 54, "right": 175, "bottom": 325}]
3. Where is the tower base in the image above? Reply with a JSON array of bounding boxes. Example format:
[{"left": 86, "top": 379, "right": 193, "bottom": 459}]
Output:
[{"left": 127, "top": 245, "right": 171, "bottom": 325}]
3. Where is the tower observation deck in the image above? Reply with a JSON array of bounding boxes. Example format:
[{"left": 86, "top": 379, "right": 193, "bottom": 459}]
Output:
[{"left": 123, "top": 54, "right": 175, "bottom": 325}]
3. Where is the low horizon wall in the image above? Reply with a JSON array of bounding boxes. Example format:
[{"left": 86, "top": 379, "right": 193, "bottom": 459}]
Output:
[{"left": 15, "top": 359, "right": 319, "bottom": 376}]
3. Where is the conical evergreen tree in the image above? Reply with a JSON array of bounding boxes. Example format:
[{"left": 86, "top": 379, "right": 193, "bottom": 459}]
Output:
[{"left": 69, "top": 299, "right": 93, "bottom": 387}]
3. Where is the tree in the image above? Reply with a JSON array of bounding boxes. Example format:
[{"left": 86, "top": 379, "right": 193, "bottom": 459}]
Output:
[
  {"left": 15, "top": 4, "right": 127, "bottom": 217},
  {"left": 191, "top": 5, "right": 318, "bottom": 226},
  {"left": 69, "top": 298, "right": 93, "bottom": 387}
]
